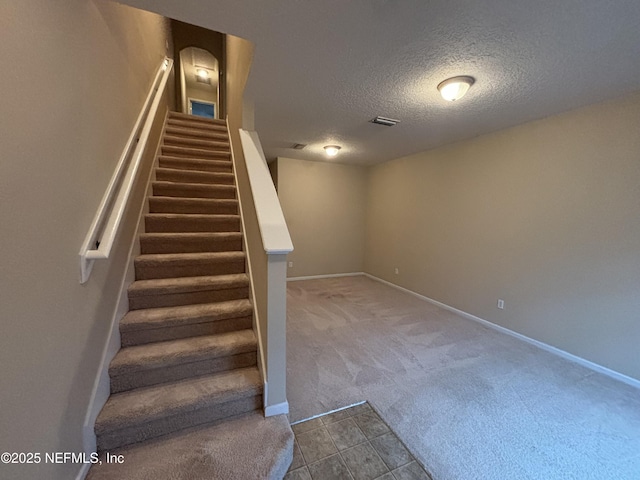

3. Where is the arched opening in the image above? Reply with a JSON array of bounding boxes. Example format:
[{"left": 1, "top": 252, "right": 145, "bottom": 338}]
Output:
[{"left": 178, "top": 46, "right": 220, "bottom": 119}]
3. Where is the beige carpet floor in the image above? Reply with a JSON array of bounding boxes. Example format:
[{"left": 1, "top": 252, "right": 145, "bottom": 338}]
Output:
[{"left": 286, "top": 275, "right": 640, "bottom": 480}]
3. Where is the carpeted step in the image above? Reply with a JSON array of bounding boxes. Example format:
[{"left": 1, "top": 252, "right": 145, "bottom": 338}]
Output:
[
  {"left": 164, "top": 135, "right": 230, "bottom": 151},
  {"left": 166, "top": 117, "right": 228, "bottom": 133},
  {"left": 148, "top": 197, "right": 238, "bottom": 215},
  {"left": 110, "top": 329, "right": 257, "bottom": 393},
  {"left": 165, "top": 125, "right": 228, "bottom": 142},
  {"left": 158, "top": 156, "right": 232, "bottom": 173},
  {"left": 127, "top": 274, "right": 250, "bottom": 311},
  {"left": 86, "top": 412, "right": 293, "bottom": 480},
  {"left": 121, "top": 298, "right": 253, "bottom": 345},
  {"left": 134, "top": 251, "right": 245, "bottom": 280},
  {"left": 168, "top": 111, "right": 226, "bottom": 126},
  {"left": 152, "top": 181, "right": 236, "bottom": 199},
  {"left": 155, "top": 167, "right": 234, "bottom": 185},
  {"left": 140, "top": 232, "right": 242, "bottom": 254},
  {"left": 145, "top": 213, "right": 240, "bottom": 233},
  {"left": 95, "top": 367, "right": 262, "bottom": 451},
  {"left": 161, "top": 144, "right": 230, "bottom": 160}
]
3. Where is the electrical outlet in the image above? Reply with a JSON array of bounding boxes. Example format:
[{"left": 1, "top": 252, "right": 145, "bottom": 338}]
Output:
[
  {"left": 497, "top": 299, "right": 505, "bottom": 309},
  {"left": 288, "top": 262, "right": 293, "bottom": 268},
  {"left": 394, "top": 267, "right": 399, "bottom": 275}
]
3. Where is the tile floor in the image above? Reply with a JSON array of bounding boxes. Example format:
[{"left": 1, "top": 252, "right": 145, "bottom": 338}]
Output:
[{"left": 285, "top": 402, "right": 432, "bottom": 480}]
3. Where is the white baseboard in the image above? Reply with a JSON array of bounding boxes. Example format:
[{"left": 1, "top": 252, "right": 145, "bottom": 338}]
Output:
[
  {"left": 364, "top": 273, "right": 640, "bottom": 390},
  {"left": 75, "top": 463, "right": 91, "bottom": 480},
  {"left": 287, "top": 272, "right": 365, "bottom": 282},
  {"left": 265, "top": 401, "right": 290, "bottom": 417},
  {"left": 81, "top": 109, "right": 168, "bottom": 460}
]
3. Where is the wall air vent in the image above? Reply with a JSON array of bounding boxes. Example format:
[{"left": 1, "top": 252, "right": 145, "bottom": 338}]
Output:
[
  {"left": 371, "top": 116, "right": 400, "bottom": 126},
  {"left": 292, "top": 143, "right": 307, "bottom": 150}
]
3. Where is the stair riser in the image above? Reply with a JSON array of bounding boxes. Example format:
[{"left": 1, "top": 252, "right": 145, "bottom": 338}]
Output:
[
  {"left": 140, "top": 237, "right": 242, "bottom": 254},
  {"left": 166, "top": 119, "right": 228, "bottom": 133},
  {"left": 128, "top": 287, "right": 250, "bottom": 311},
  {"left": 145, "top": 217, "right": 240, "bottom": 233},
  {"left": 152, "top": 183, "right": 235, "bottom": 199},
  {"left": 159, "top": 157, "right": 232, "bottom": 173},
  {"left": 168, "top": 114, "right": 226, "bottom": 126},
  {"left": 164, "top": 136, "right": 230, "bottom": 150},
  {"left": 155, "top": 169, "right": 234, "bottom": 185},
  {"left": 161, "top": 145, "right": 230, "bottom": 160},
  {"left": 96, "top": 395, "right": 262, "bottom": 451},
  {"left": 110, "top": 352, "right": 257, "bottom": 393},
  {"left": 121, "top": 315, "right": 253, "bottom": 347},
  {"left": 148, "top": 198, "right": 238, "bottom": 215},
  {"left": 135, "top": 259, "right": 245, "bottom": 280},
  {"left": 165, "top": 126, "right": 228, "bottom": 142}
]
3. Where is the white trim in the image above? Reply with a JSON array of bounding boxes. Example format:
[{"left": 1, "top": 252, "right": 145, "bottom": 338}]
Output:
[
  {"left": 265, "top": 401, "right": 290, "bottom": 417},
  {"left": 364, "top": 273, "right": 640, "bottom": 390},
  {"left": 290, "top": 401, "right": 367, "bottom": 426},
  {"left": 287, "top": 272, "right": 364, "bottom": 282},
  {"left": 239, "top": 129, "right": 294, "bottom": 254},
  {"left": 187, "top": 96, "right": 217, "bottom": 119},
  {"left": 81, "top": 110, "right": 168, "bottom": 456},
  {"left": 74, "top": 463, "right": 91, "bottom": 480},
  {"left": 79, "top": 57, "right": 173, "bottom": 283},
  {"left": 227, "top": 118, "right": 268, "bottom": 400}
]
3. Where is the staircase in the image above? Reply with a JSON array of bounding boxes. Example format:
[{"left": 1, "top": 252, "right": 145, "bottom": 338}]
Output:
[{"left": 87, "top": 112, "right": 292, "bottom": 480}]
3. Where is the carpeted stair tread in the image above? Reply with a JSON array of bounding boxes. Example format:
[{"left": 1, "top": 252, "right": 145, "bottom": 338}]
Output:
[
  {"left": 155, "top": 167, "right": 234, "bottom": 185},
  {"left": 95, "top": 368, "right": 262, "bottom": 449},
  {"left": 134, "top": 251, "right": 245, "bottom": 280},
  {"left": 168, "top": 111, "right": 226, "bottom": 125},
  {"left": 148, "top": 197, "right": 238, "bottom": 215},
  {"left": 126, "top": 274, "right": 250, "bottom": 311},
  {"left": 86, "top": 412, "right": 293, "bottom": 480},
  {"left": 128, "top": 274, "right": 249, "bottom": 298},
  {"left": 145, "top": 213, "right": 240, "bottom": 233},
  {"left": 152, "top": 181, "right": 236, "bottom": 199},
  {"left": 165, "top": 125, "right": 228, "bottom": 141},
  {"left": 140, "top": 232, "right": 242, "bottom": 253},
  {"left": 164, "top": 135, "right": 230, "bottom": 150},
  {"left": 162, "top": 144, "right": 230, "bottom": 160},
  {"left": 166, "top": 118, "right": 228, "bottom": 133},
  {"left": 109, "top": 329, "right": 256, "bottom": 377},
  {"left": 121, "top": 299, "right": 253, "bottom": 332},
  {"left": 158, "top": 156, "right": 232, "bottom": 173},
  {"left": 96, "top": 368, "right": 261, "bottom": 431}
]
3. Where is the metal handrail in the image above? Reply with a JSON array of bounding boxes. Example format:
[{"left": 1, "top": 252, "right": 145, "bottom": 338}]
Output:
[{"left": 79, "top": 57, "right": 173, "bottom": 283}]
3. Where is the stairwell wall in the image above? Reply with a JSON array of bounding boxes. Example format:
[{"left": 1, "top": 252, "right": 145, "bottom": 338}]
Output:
[
  {"left": 0, "top": 2, "right": 170, "bottom": 479},
  {"left": 364, "top": 91, "right": 640, "bottom": 382},
  {"left": 275, "top": 157, "right": 368, "bottom": 278}
]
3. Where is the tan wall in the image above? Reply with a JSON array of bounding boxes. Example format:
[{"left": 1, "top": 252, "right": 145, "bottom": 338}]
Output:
[
  {"left": 0, "top": 1, "right": 169, "bottom": 479},
  {"left": 277, "top": 157, "right": 368, "bottom": 278},
  {"left": 365, "top": 91, "right": 640, "bottom": 381}
]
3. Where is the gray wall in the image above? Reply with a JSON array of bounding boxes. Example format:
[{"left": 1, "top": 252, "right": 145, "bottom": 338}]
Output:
[
  {"left": 0, "top": 1, "right": 169, "bottom": 479},
  {"left": 276, "top": 157, "right": 368, "bottom": 278},
  {"left": 365, "top": 91, "right": 640, "bottom": 381}
]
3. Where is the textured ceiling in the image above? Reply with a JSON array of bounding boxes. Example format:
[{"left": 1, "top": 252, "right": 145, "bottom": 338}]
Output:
[{"left": 121, "top": 0, "right": 640, "bottom": 165}]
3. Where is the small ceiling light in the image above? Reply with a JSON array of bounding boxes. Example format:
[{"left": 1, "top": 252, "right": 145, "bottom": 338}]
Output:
[
  {"left": 437, "top": 76, "right": 475, "bottom": 101},
  {"left": 324, "top": 145, "right": 341, "bottom": 157},
  {"left": 196, "top": 68, "right": 209, "bottom": 79}
]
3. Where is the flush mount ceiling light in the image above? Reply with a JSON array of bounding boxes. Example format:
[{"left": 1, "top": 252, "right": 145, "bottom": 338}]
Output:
[
  {"left": 324, "top": 145, "right": 341, "bottom": 157},
  {"left": 437, "top": 76, "right": 475, "bottom": 101},
  {"left": 196, "top": 68, "right": 209, "bottom": 79}
]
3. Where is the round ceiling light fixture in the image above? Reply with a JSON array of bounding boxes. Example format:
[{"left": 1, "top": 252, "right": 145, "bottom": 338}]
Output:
[
  {"left": 196, "top": 68, "right": 209, "bottom": 79},
  {"left": 324, "top": 145, "right": 341, "bottom": 157},
  {"left": 437, "top": 76, "right": 475, "bottom": 101}
]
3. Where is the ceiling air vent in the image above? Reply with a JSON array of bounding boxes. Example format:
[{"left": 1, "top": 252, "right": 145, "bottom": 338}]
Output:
[
  {"left": 292, "top": 143, "right": 307, "bottom": 150},
  {"left": 371, "top": 116, "right": 400, "bottom": 126}
]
